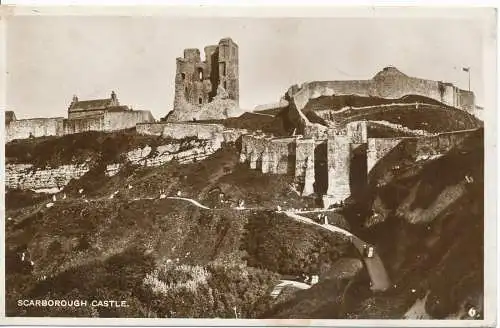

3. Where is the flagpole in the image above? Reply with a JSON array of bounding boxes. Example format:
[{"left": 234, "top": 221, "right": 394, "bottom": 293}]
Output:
[{"left": 468, "top": 68, "right": 471, "bottom": 91}]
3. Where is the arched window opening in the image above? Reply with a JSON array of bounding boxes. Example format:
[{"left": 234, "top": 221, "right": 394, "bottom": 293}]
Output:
[
  {"left": 181, "top": 73, "right": 186, "bottom": 80},
  {"left": 197, "top": 68, "right": 203, "bottom": 81},
  {"left": 224, "top": 81, "right": 227, "bottom": 89},
  {"left": 199, "top": 97, "right": 203, "bottom": 104}
]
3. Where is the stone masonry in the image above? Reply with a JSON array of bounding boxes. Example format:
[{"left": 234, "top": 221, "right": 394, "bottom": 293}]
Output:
[
  {"left": 239, "top": 120, "right": 478, "bottom": 208},
  {"left": 174, "top": 38, "right": 239, "bottom": 108}
]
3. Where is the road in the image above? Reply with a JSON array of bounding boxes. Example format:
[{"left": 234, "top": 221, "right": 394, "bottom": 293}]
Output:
[
  {"left": 270, "top": 280, "right": 311, "bottom": 298},
  {"left": 283, "top": 211, "right": 391, "bottom": 292}
]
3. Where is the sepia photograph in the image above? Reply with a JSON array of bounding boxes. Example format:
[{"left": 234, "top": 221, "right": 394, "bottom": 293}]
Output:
[{"left": 0, "top": 5, "right": 497, "bottom": 326}]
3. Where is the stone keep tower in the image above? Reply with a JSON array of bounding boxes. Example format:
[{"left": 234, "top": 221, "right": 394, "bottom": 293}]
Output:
[{"left": 173, "top": 38, "right": 239, "bottom": 111}]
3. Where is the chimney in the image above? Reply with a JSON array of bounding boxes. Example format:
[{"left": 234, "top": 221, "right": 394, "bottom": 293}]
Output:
[{"left": 111, "top": 91, "right": 119, "bottom": 106}]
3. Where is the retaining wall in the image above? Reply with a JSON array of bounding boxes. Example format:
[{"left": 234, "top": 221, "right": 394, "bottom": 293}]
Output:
[{"left": 162, "top": 122, "right": 225, "bottom": 140}]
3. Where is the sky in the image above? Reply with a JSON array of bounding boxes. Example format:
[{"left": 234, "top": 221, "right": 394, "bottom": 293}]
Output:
[{"left": 5, "top": 11, "right": 492, "bottom": 120}]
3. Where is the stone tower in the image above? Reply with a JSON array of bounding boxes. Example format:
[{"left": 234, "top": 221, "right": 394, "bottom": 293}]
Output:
[{"left": 173, "top": 37, "right": 239, "bottom": 111}]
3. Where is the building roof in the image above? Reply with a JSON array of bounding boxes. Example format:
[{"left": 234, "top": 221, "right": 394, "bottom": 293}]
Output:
[{"left": 70, "top": 98, "right": 114, "bottom": 111}]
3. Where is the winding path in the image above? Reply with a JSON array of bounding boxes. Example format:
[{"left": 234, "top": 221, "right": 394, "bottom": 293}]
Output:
[
  {"left": 270, "top": 280, "right": 311, "bottom": 298},
  {"left": 283, "top": 211, "right": 391, "bottom": 292},
  {"left": 19, "top": 192, "right": 390, "bottom": 293},
  {"left": 164, "top": 196, "right": 211, "bottom": 210}
]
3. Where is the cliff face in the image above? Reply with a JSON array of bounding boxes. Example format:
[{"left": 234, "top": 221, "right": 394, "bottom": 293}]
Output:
[
  {"left": 5, "top": 130, "right": 220, "bottom": 193},
  {"left": 345, "top": 129, "right": 484, "bottom": 319}
]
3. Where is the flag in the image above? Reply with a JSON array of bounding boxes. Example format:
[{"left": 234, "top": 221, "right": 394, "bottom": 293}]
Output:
[{"left": 463, "top": 67, "right": 470, "bottom": 72}]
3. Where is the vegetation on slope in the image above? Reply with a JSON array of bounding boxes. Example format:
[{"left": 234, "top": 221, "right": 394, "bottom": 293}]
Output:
[
  {"left": 302, "top": 95, "right": 482, "bottom": 133},
  {"left": 5, "top": 115, "right": 485, "bottom": 319},
  {"left": 5, "top": 137, "right": 334, "bottom": 318},
  {"left": 197, "top": 111, "right": 289, "bottom": 136},
  {"left": 5, "top": 128, "right": 197, "bottom": 168},
  {"left": 341, "top": 129, "right": 484, "bottom": 319}
]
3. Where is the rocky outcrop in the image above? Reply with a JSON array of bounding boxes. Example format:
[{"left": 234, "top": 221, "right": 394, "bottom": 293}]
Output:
[
  {"left": 6, "top": 163, "right": 90, "bottom": 191},
  {"left": 104, "top": 139, "right": 222, "bottom": 177},
  {"left": 7, "top": 138, "right": 222, "bottom": 191}
]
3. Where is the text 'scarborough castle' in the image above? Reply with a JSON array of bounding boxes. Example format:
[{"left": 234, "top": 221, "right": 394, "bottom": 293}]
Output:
[{"left": 5, "top": 37, "right": 483, "bottom": 207}]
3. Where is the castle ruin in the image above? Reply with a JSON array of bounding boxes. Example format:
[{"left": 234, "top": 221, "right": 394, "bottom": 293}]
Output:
[{"left": 166, "top": 38, "right": 241, "bottom": 122}]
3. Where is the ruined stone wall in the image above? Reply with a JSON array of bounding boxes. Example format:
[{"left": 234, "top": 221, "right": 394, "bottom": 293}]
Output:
[
  {"left": 63, "top": 115, "right": 104, "bottom": 135},
  {"left": 286, "top": 67, "right": 474, "bottom": 114},
  {"left": 222, "top": 128, "right": 248, "bottom": 143},
  {"left": 6, "top": 118, "right": 65, "bottom": 142},
  {"left": 103, "top": 110, "right": 155, "bottom": 132},
  {"left": 240, "top": 134, "right": 269, "bottom": 170},
  {"left": 270, "top": 138, "right": 296, "bottom": 175},
  {"left": 6, "top": 163, "right": 90, "bottom": 191},
  {"left": 456, "top": 89, "right": 475, "bottom": 112},
  {"left": 414, "top": 129, "right": 478, "bottom": 159},
  {"left": 323, "top": 135, "right": 351, "bottom": 207},
  {"left": 161, "top": 122, "right": 225, "bottom": 141},
  {"left": 303, "top": 124, "right": 330, "bottom": 140},
  {"left": 136, "top": 123, "right": 169, "bottom": 136},
  {"left": 366, "top": 129, "right": 479, "bottom": 173},
  {"left": 137, "top": 122, "right": 245, "bottom": 143}
]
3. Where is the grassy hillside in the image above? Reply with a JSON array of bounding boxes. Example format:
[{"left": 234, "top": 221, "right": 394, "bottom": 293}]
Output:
[
  {"left": 197, "top": 111, "right": 289, "bottom": 136},
  {"left": 302, "top": 95, "right": 482, "bottom": 133}
]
